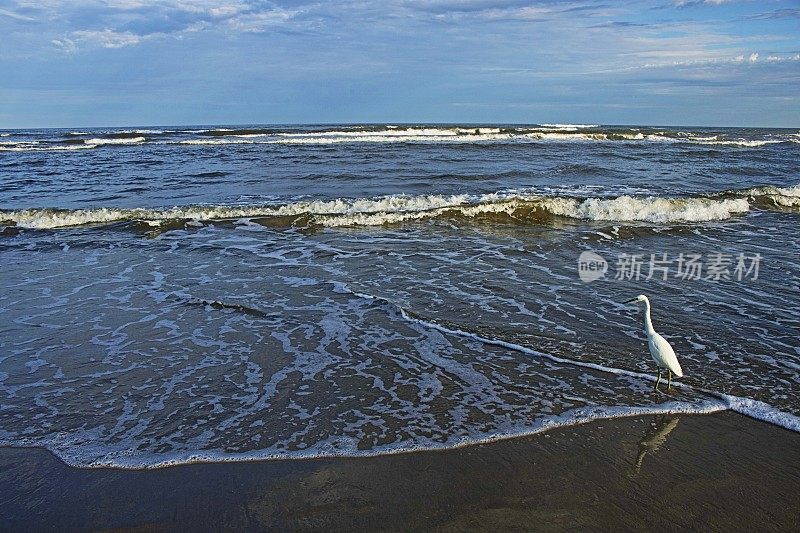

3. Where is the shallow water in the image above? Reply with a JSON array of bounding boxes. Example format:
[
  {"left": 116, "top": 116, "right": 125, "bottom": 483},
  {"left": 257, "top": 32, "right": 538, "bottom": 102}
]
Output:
[{"left": 1, "top": 124, "right": 798, "bottom": 467}]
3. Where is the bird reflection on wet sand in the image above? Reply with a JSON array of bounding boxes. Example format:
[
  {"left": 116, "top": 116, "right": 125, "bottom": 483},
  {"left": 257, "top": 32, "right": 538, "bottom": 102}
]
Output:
[{"left": 634, "top": 416, "right": 681, "bottom": 475}]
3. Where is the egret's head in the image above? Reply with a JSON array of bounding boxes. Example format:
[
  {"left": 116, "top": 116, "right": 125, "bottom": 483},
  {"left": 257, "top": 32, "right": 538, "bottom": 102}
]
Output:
[{"left": 625, "top": 294, "right": 648, "bottom": 305}]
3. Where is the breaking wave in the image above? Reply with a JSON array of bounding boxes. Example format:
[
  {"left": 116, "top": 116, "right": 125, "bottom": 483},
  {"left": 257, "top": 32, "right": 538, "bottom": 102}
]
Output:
[
  {"left": 1, "top": 187, "right": 780, "bottom": 230},
  {"left": 179, "top": 128, "right": 799, "bottom": 146},
  {"left": 738, "top": 184, "right": 800, "bottom": 209},
  {"left": 0, "top": 142, "right": 96, "bottom": 152},
  {"left": 0, "top": 135, "right": 146, "bottom": 151},
  {"left": 84, "top": 136, "right": 146, "bottom": 145},
  {"left": 539, "top": 123, "right": 600, "bottom": 130},
  {"left": 178, "top": 139, "right": 256, "bottom": 145}
]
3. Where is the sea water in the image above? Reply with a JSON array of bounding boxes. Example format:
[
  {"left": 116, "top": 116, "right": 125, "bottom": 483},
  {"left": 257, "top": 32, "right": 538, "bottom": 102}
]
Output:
[{"left": 1, "top": 124, "right": 798, "bottom": 467}]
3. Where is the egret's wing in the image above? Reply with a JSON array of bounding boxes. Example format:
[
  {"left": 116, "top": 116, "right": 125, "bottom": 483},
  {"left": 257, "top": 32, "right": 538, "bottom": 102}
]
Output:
[{"left": 650, "top": 333, "right": 683, "bottom": 377}]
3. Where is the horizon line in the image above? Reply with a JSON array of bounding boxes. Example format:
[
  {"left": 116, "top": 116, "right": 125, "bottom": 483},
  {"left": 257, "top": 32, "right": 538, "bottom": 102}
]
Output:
[{"left": 1, "top": 121, "right": 798, "bottom": 130}]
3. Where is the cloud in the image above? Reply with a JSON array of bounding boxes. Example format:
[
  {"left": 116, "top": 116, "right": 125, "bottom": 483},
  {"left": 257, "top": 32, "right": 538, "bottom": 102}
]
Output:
[
  {"left": 61, "top": 29, "right": 145, "bottom": 49},
  {"left": 400, "top": 1, "right": 611, "bottom": 21},
  {"left": 589, "top": 21, "right": 649, "bottom": 28},
  {"left": 50, "top": 38, "right": 77, "bottom": 53},
  {"left": 3, "top": 0, "right": 799, "bottom": 127},
  {"left": 766, "top": 53, "right": 800, "bottom": 62},
  {"left": 746, "top": 8, "right": 800, "bottom": 20},
  {"left": 75, "top": 29, "right": 143, "bottom": 48},
  {"left": 0, "top": 7, "right": 35, "bottom": 21},
  {"left": 402, "top": 1, "right": 537, "bottom": 14},
  {"left": 673, "top": 0, "right": 731, "bottom": 7},
  {"left": 225, "top": 8, "right": 300, "bottom": 32},
  {"left": 24, "top": 1, "right": 307, "bottom": 51},
  {"left": 640, "top": 52, "right": 800, "bottom": 69}
]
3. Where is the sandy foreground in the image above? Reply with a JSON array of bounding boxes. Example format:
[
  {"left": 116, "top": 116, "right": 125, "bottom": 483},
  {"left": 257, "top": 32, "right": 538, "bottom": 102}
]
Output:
[{"left": 1, "top": 411, "right": 798, "bottom": 531}]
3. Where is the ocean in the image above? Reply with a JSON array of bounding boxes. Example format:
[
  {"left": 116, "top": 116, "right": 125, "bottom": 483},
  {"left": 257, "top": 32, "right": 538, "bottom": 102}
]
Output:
[{"left": 1, "top": 124, "right": 798, "bottom": 468}]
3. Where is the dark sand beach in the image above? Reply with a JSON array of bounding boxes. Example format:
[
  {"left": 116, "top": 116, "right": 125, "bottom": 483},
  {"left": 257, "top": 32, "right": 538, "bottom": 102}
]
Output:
[{"left": 1, "top": 411, "right": 797, "bottom": 531}]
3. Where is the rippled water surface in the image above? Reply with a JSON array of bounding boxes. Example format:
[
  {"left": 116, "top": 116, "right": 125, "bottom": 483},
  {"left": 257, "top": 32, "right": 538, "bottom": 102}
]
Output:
[{"left": 1, "top": 124, "right": 798, "bottom": 467}]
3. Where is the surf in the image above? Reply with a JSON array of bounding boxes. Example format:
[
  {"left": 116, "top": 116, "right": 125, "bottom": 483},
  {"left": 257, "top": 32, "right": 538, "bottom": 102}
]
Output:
[{"left": 5, "top": 185, "right": 797, "bottom": 230}]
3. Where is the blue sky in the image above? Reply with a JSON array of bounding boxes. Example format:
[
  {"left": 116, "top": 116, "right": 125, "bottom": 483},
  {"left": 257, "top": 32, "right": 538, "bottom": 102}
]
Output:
[{"left": 1, "top": 0, "right": 798, "bottom": 127}]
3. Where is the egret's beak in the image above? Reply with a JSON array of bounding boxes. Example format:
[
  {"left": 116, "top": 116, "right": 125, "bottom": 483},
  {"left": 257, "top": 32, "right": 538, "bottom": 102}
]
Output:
[{"left": 624, "top": 298, "right": 638, "bottom": 304}]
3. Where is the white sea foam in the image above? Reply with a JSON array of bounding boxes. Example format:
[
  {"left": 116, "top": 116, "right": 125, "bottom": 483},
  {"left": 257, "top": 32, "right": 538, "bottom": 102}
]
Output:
[
  {"left": 526, "top": 132, "right": 645, "bottom": 141},
  {"left": 315, "top": 195, "right": 750, "bottom": 226},
  {"left": 362, "top": 286, "right": 800, "bottom": 434},
  {"left": 0, "top": 141, "right": 39, "bottom": 147},
  {"left": 2, "top": 281, "right": 795, "bottom": 469},
  {"left": 84, "top": 136, "right": 146, "bottom": 145},
  {"left": 269, "top": 128, "right": 516, "bottom": 144},
  {"left": 66, "top": 400, "right": 728, "bottom": 469},
  {"left": 280, "top": 128, "right": 461, "bottom": 138},
  {"left": 750, "top": 184, "right": 800, "bottom": 197},
  {"left": 0, "top": 192, "right": 757, "bottom": 229},
  {"left": 457, "top": 127, "right": 502, "bottom": 134},
  {"left": 696, "top": 139, "right": 786, "bottom": 147},
  {"left": 269, "top": 129, "right": 649, "bottom": 144},
  {"left": 161, "top": 131, "right": 798, "bottom": 146},
  {"left": 0, "top": 142, "right": 95, "bottom": 152},
  {"left": 776, "top": 184, "right": 800, "bottom": 197},
  {"left": 112, "top": 129, "right": 169, "bottom": 134},
  {"left": 740, "top": 183, "right": 800, "bottom": 208},
  {"left": 0, "top": 396, "right": 729, "bottom": 469},
  {"left": 544, "top": 195, "right": 751, "bottom": 223},
  {"left": 539, "top": 124, "right": 599, "bottom": 129},
  {"left": 178, "top": 139, "right": 256, "bottom": 145},
  {"left": 3, "top": 127, "right": 795, "bottom": 148},
  {"left": 682, "top": 135, "right": 718, "bottom": 141},
  {"left": 721, "top": 395, "right": 800, "bottom": 431},
  {"left": 268, "top": 134, "right": 516, "bottom": 144},
  {"left": 642, "top": 134, "right": 792, "bottom": 147},
  {"left": 184, "top": 128, "right": 235, "bottom": 133}
]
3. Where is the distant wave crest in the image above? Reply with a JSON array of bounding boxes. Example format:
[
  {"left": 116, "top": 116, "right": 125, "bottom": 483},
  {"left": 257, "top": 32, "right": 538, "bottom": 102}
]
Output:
[{"left": 2, "top": 125, "right": 798, "bottom": 151}]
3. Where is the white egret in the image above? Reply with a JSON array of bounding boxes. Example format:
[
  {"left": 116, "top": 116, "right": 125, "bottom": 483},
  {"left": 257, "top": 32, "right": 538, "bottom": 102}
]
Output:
[{"left": 625, "top": 294, "right": 683, "bottom": 391}]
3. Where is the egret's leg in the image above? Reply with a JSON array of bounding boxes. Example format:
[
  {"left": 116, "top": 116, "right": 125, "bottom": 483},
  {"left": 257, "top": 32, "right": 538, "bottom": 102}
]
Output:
[
  {"left": 654, "top": 369, "right": 661, "bottom": 391},
  {"left": 668, "top": 370, "right": 672, "bottom": 390}
]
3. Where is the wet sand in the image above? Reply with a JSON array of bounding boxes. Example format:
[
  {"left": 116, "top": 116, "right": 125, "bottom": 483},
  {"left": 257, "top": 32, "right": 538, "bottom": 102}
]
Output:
[{"left": 1, "top": 411, "right": 798, "bottom": 532}]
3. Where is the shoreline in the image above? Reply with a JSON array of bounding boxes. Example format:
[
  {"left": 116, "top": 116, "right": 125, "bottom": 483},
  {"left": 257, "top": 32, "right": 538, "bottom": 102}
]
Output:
[
  {"left": 2, "top": 411, "right": 798, "bottom": 531},
  {"left": 0, "top": 399, "right": 733, "bottom": 470}
]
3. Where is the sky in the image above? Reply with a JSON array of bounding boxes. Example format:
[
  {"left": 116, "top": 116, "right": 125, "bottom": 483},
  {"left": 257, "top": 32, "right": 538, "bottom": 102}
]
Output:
[{"left": 0, "top": 0, "right": 798, "bottom": 127}]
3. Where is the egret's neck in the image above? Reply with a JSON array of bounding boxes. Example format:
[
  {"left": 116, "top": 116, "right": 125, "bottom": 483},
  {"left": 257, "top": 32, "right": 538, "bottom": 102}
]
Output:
[{"left": 643, "top": 300, "right": 655, "bottom": 335}]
